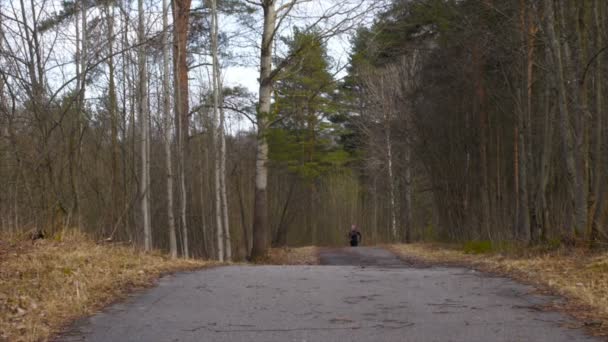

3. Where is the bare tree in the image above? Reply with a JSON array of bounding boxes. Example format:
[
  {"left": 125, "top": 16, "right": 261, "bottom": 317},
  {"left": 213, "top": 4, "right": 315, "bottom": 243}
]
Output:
[
  {"left": 210, "top": 0, "right": 225, "bottom": 261},
  {"left": 138, "top": 0, "right": 152, "bottom": 250},
  {"left": 173, "top": 0, "right": 192, "bottom": 257},
  {"left": 163, "top": 0, "right": 178, "bottom": 258}
]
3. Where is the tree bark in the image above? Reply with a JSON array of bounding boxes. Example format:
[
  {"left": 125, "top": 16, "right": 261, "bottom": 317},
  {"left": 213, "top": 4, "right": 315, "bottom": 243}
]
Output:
[
  {"left": 543, "top": 0, "right": 580, "bottom": 239},
  {"left": 536, "top": 57, "right": 554, "bottom": 242},
  {"left": 402, "top": 130, "right": 412, "bottom": 243},
  {"left": 574, "top": 1, "right": 591, "bottom": 239},
  {"left": 567, "top": 1, "right": 588, "bottom": 239},
  {"left": 173, "top": 0, "right": 191, "bottom": 257},
  {"left": 220, "top": 107, "right": 232, "bottom": 260},
  {"left": 590, "top": 0, "right": 604, "bottom": 242},
  {"left": 383, "top": 76, "right": 397, "bottom": 241},
  {"left": 138, "top": 0, "right": 152, "bottom": 251},
  {"left": 162, "top": 0, "right": 178, "bottom": 258},
  {"left": 211, "top": 0, "right": 225, "bottom": 262},
  {"left": 472, "top": 44, "right": 492, "bottom": 240},
  {"left": 516, "top": 0, "right": 532, "bottom": 243},
  {"left": 105, "top": 2, "right": 120, "bottom": 237},
  {"left": 251, "top": 0, "right": 276, "bottom": 260}
]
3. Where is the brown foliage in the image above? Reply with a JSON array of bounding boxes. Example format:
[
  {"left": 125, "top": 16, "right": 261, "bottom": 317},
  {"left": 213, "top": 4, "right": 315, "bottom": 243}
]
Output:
[{"left": 0, "top": 231, "right": 212, "bottom": 342}]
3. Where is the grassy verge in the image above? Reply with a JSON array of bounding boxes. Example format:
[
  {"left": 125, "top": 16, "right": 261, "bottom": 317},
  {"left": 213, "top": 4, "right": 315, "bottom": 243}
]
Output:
[
  {"left": 389, "top": 243, "right": 608, "bottom": 336},
  {"left": 261, "top": 246, "right": 320, "bottom": 265},
  {"left": 0, "top": 231, "right": 213, "bottom": 342}
]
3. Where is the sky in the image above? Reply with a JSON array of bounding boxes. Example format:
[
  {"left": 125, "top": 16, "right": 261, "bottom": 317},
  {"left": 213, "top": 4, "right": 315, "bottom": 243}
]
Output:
[
  {"left": 220, "top": 0, "right": 383, "bottom": 95},
  {"left": 0, "top": 0, "right": 382, "bottom": 133}
]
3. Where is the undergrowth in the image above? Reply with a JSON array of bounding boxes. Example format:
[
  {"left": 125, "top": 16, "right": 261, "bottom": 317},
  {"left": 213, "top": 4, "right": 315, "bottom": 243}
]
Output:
[{"left": 0, "top": 230, "right": 211, "bottom": 342}]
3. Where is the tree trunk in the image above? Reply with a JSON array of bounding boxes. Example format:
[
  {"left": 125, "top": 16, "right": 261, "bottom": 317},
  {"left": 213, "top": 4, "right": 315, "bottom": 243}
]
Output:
[
  {"left": 162, "top": 0, "right": 178, "bottom": 258},
  {"left": 210, "top": 0, "right": 225, "bottom": 261},
  {"left": 472, "top": 44, "right": 492, "bottom": 240},
  {"left": 515, "top": 0, "right": 531, "bottom": 243},
  {"left": 120, "top": 6, "right": 132, "bottom": 240},
  {"left": 173, "top": 0, "right": 191, "bottom": 257},
  {"left": 75, "top": 0, "right": 86, "bottom": 230},
  {"left": 138, "top": 0, "right": 152, "bottom": 251},
  {"left": 524, "top": 6, "right": 537, "bottom": 243},
  {"left": 220, "top": 107, "right": 232, "bottom": 260},
  {"left": 574, "top": 1, "right": 591, "bottom": 239},
  {"left": 106, "top": 2, "right": 120, "bottom": 237},
  {"left": 590, "top": 0, "right": 604, "bottom": 242},
  {"left": 251, "top": 1, "right": 276, "bottom": 260},
  {"left": 383, "top": 76, "right": 397, "bottom": 241},
  {"left": 516, "top": 93, "right": 531, "bottom": 242},
  {"left": 543, "top": 0, "right": 579, "bottom": 239},
  {"left": 200, "top": 127, "right": 214, "bottom": 258},
  {"left": 402, "top": 132, "right": 412, "bottom": 243},
  {"left": 566, "top": 1, "right": 588, "bottom": 239},
  {"left": 212, "top": 0, "right": 231, "bottom": 260},
  {"left": 536, "top": 57, "right": 554, "bottom": 242}
]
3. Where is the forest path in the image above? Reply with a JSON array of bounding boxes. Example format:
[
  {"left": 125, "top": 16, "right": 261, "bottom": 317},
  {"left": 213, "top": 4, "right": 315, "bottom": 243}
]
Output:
[{"left": 57, "top": 247, "right": 598, "bottom": 342}]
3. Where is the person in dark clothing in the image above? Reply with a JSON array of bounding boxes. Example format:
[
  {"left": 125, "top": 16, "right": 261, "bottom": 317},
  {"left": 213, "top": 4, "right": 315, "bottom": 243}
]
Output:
[{"left": 348, "top": 224, "right": 362, "bottom": 247}]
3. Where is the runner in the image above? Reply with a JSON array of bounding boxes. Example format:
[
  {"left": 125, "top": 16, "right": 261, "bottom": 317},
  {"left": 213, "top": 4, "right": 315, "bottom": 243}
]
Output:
[{"left": 348, "top": 224, "right": 362, "bottom": 247}]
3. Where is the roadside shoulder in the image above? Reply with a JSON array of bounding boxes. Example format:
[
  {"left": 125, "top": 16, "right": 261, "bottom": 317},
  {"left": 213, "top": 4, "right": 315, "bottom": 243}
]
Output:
[
  {"left": 259, "top": 246, "right": 320, "bottom": 265},
  {"left": 0, "top": 231, "right": 215, "bottom": 342}
]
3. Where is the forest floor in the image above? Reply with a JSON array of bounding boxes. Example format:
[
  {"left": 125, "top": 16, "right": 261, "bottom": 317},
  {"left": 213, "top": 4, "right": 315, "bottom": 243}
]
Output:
[
  {"left": 388, "top": 243, "right": 608, "bottom": 337},
  {"left": 263, "top": 246, "right": 320, "bottom": 265},
  {"left": 0, "top": 231, "right": 213, "bottom": 342}
]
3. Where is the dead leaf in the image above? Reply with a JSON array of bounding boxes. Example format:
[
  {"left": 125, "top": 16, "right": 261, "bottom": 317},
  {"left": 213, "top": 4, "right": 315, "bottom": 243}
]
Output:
[{"left": 15, "top": 307, "right": 26, "bottom": 317}]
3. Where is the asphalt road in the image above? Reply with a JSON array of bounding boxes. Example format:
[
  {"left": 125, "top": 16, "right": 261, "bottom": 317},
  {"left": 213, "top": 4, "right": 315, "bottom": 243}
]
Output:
[{"left": 58, "top": 247, "right": 599, "bottom": 342}]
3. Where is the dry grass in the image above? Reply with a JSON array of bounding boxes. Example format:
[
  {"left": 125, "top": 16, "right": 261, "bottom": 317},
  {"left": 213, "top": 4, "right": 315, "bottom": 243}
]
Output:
[
  {"left": 0, "top": 230, "right": 212, "bottom": 342},
  {"left": 389, "top": 243, "right": 608, "bottom": 336},
  {"left": 262, "top": 246, "right": 320, "bottom": 265}
]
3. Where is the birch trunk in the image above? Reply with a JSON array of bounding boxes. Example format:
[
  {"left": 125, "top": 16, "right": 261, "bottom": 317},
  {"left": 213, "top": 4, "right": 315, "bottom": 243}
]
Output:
[
  {"left": 201, "top": 129, "right": 214, "bottom": 258},
  {"left": 162, "top": 0, "right": 177, "bottom": 258},
  {"left": 379, "top": 75, "right": 397, "bottom": 240},
  {"left": 138, "top": 0, "right": 152, "bottom": 251},
  {"left": 402, "top": 135, "right": 412, "bottom": 243},
  {"left": 73, "top": 1, "right": 81, "bottom": 231},
  {"left": 211, "top": 0, "right": 225, "bottom": 262},
  {"left": 212, "top": 0, "right": 232, "bottom": 257},
  {"left": 67, "top": 0, "right": 85, "bottom": 230},
  {"left": 119, "top": 5, "right": 131, "bottom": 239},
  {"left": 105, "top": 2, "right": 120, "bottom": 236},
  {"left": 385, "top": 109, "right": 397, "bottom": 240},
  {"left": 74, "top": 0, "right": 87, "bottom": 230},
  {"left": 220, "top": 106, "right": 232, "bottom": 260},
  {"left": 180, "top": 148, "right": 188, "bottom": 257}
]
